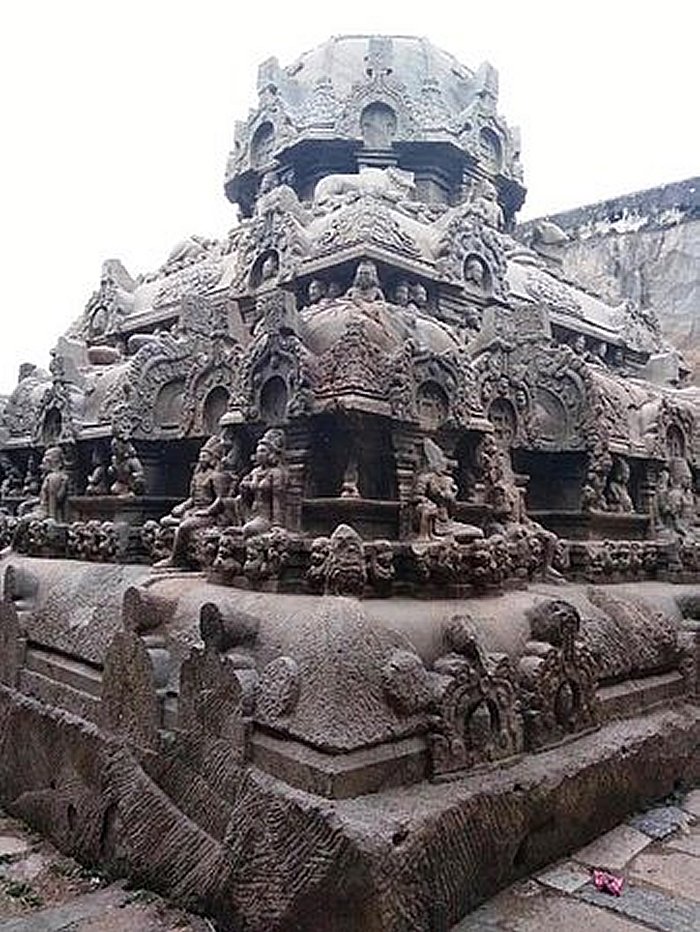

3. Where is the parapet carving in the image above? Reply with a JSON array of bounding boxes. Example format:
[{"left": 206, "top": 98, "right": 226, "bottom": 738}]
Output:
[
  {"left": 518, "top": 600, "right": 598, "bottom": 750},
  {"left": 432, "top": 184, "right": 508, "bottom": 300},
  {"left": 78, "top": 259, "right": 136, "bottom": 341},
  {"left": 429, "top": 615, "right": 523, "bottom": 778},
  {"left": 475, "top": 339, "right": 598, "bottom": 451}
]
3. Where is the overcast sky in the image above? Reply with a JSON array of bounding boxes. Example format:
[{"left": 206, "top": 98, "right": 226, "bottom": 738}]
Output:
[{"left": 1, "top": 0, "right": 698, "bottom": 393}]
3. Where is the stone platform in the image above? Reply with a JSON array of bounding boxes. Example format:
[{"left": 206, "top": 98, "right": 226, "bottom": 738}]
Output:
[{"left": 0, "top": 552, "right": 698, "bottom": 931}]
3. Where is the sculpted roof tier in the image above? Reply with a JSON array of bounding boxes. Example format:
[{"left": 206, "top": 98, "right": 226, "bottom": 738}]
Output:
[{"left": 225, "top": 35, "right": 524, "bottom": 221}]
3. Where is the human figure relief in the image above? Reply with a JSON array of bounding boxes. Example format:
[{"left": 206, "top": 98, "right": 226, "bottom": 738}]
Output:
[
  {"left": 157, "top": 436, "right": 235, "bottom": 568},
  {"left": 413, "top": 439, "right": 483, "bottom": 543},
  {"left": 236, "top": 429, "right": 288, "bottom": 539}
]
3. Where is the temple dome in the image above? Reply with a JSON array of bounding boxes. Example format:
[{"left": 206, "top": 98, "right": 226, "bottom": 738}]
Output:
[{"left": 225, "top": 34, "right": 525, "bottom": 221}]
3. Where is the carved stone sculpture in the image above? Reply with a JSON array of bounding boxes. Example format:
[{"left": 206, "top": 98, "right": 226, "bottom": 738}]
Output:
[
  {"left": 518, "top": 600, "right": 598, "bottom": 750},
  {"left": 157, "top": 435, "right": 235, "bottom": 568},
  {"left": 85, "top": 449, "right": 109, "bottom": 496},
  {"left": 413, "top": 439, "right": 482, "bottom": 543},
  {"left": 20, "top": 446, "right": 69, "bottom": 522},
  {"left": 605, "top": 456, "right": 634, "bottom": 512},
  {"left": 109, "top": 434, "right": 146, "bottom": 497},
  {"left": 235, "top": 428, "right": 288, "bottom": 539},
  {"left": 430, "top": 615, "right": 523, "bottom": 777},
  {"left": 347, "top": 259, "right": 385, "bottom": 303}
]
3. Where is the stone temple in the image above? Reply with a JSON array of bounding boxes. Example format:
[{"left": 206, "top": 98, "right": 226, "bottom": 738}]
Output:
[{"left": 0, "top": 34, "right": 698, "bottom": 932}]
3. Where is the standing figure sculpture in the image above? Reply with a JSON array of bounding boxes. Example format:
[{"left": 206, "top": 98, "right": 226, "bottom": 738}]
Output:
[
  {"left": 413, "top": 439, "right": 482, "bottom": 542},
  {"left": 157, "top": 436, "right": 235, "bottom": 567},
  {"left": 236, "top": 429, "right": 288, "bottom": 539}
]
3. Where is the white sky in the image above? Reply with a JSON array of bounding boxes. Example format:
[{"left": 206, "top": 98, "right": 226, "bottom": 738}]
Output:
[{"left": 1, "top": 0, "right": 698, "bottom": 393}]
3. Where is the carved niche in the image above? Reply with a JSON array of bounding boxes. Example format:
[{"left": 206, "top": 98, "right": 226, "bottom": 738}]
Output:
[
  {"left": 336, "top": 38, "right": 420, "bottom": 143},
  {"left": 432, "top": 208, "right": 508, "bottom": 301},
  {"left": 230, "top": 291, "right": 315, "bottom": 423},
  {"left": 476, "top": 341, "right": 598, "bottom": 451},
  {"left": 429, "top": 616, "right": 522, "bottom": 778},
  {"left": 518, "top": 600, "right": 598, "bottom": 750}
]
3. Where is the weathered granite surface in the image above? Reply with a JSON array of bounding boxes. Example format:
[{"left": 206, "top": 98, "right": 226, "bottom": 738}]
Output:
[{"left": 521, "top": 177, "right": 700, "bottom": 381}]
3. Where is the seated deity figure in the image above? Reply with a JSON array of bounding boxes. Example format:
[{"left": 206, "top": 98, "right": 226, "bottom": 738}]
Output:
[
  {"left": 19, "top": 446, "right": 69, "bottom": 522},
  {"left": 235, "top": 428, "right": 288, "bottom": 539},
  {"left": 413, "top": 439, "right": 483, "bottom": 542},
  {"left": 347, "top": 260, "right": 385, "bottom": 304},
  {"left": 85, "top": 448, "right": 109, "bottom": 496},
  {"left": 109, "top": 434, "right": 146, "bottom": 496},
  {"left": 157, "top": 436, "right": 235, "bottom": 567},
  {"left": 605, "top": 457, "right": 634, "bottom": 513}
]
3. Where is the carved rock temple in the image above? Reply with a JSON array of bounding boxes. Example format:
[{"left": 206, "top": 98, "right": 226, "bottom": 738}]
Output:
[{"left": 0, "top": 34, "right": 698, "bottom": 932}]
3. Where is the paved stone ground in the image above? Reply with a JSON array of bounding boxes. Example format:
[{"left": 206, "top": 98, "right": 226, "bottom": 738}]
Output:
[
  {"left": 0, "top": 810, "right": 211, "bottom": 931},
  {"left": 455, "top": 789, "right": 700, "bottom": 931}
]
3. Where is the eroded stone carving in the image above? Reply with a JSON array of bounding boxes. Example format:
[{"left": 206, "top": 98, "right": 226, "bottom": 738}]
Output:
[
  {"left": 430, "top": 616, "right": 522, "bottom": 777},
  {"left": 518, "top": 600, "right": 598, "bottom": 750}
]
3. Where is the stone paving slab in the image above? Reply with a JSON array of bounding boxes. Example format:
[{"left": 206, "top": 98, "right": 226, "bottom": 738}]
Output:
[
  {"left": 680, "top": 789, "right": 700, "bottom": 819},
  {"left": 536, "top": 861, "right": 591, "bottom": 894},
  {"left": 0, "top": 887, "right": 129, "bottom": 932},
  {"left": 629, "top": 849, "right": 700, "bottom": 903},
  {"left": 574, "top": 824, "right": 652, "bottom": 870},
  {"left": 628, "top": 806, "right": 693, "bottom": 841},
  {"left": 577, "top": 880, "right": 700, "bottom": 932},
  {"left": 666, "top": 833, "right": 700, "bottom": 857},
  {"left": 455, "top": 886, "right": 651, "bottom": 931}
]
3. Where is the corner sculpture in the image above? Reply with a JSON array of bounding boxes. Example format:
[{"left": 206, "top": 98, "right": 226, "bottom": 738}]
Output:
[{"left": 0, "top": 33, "right": 698, "bottom": 932}]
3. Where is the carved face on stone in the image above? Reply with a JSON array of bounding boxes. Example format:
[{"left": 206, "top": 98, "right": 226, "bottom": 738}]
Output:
[
  {"left": 254, "top": 429, "right": 284, "bottom": 467},
  {"left": 464, "top": 256, "right": 485, "bottom": 287},
  {"left": 353, "top": 260, "right": 380, "bottom": 291},
  {"left": 40, "top": 447, "right": 63, "bottom": 475},
  {"left": 394, "top": 281, "right": 411, "bottom": 306},
  {"left": 308, "top": 279, "right": 326, "bottom": 304},
  {"left": 330, "top": 523, "right": 364, "bottom": 563},
  {"left": 411, "top": 283, "right": 428, "bottom": 308}
]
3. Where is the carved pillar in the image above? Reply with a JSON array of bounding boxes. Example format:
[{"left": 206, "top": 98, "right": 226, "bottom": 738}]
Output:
[
  {"left": 639, "top": 460, "right": 661, "bottom": 525},
  {"left": 391, "top": 425, "right": 422, "bottom": 539},
  {"left": 284, "top": 421, "right": 311, "bottom": 533}
]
